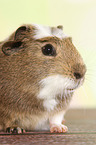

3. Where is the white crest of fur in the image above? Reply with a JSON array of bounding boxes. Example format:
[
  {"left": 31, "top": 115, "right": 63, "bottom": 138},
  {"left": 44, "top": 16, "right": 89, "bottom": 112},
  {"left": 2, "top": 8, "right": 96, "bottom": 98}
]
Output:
[
  {"left": 33, "top": 24, "right": 67, "bottom": 39},
  {"left": 38, "top": 75, "right": 76, "bottom": 111}
]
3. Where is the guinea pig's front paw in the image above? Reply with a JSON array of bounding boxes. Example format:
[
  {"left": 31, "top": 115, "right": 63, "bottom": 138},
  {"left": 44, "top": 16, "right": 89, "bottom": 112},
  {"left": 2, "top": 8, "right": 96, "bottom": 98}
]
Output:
[
  {"left": 6, "top": 127, "right": 26, "bottom": 134},
  {"left": 50, "top": 124, "right": 68, "bottom": 133}
]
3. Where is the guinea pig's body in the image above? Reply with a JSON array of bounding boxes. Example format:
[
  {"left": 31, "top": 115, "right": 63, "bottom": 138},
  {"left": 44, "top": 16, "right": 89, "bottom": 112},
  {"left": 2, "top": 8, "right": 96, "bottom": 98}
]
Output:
[{"left": 0, "top": 24, "right": 86, "bottom": 133}]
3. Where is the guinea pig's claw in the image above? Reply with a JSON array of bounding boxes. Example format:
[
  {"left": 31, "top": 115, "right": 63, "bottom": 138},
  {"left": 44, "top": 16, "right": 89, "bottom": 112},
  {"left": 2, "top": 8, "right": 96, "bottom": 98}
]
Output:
[
  {"left": 6, "top": 127, "right": 26, "bottom": 134},
  {"left": 50, "top": 124, "right": 68, "bottom": 133}
]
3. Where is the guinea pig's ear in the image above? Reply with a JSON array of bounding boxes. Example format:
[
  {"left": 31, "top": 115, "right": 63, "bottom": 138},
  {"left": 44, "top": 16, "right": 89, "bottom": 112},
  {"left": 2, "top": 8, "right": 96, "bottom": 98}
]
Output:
[
  {"left": 14, "top": 25, "right": 31, "bottom": 41},
  {"left": 2, "top": 25, "right": 31, "bottom": 56},
  {"left": 2, "top": 41, "right": 23, "bottom": 56},
  {"left": 57, "top": 25, "right": 63, "bottom": 30}
]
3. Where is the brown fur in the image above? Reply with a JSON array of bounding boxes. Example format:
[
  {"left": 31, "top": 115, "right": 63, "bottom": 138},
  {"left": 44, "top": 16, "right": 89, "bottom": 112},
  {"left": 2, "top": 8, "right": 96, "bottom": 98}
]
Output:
[{"left": 0, "top": 24, "right": 86, "bottom": 132}]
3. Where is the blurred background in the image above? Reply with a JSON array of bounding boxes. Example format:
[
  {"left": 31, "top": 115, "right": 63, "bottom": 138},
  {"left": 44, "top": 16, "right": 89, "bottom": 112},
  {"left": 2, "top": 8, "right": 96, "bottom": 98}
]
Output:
[{"left": 0, "top": 0, "right": 96, "bottom": 108}]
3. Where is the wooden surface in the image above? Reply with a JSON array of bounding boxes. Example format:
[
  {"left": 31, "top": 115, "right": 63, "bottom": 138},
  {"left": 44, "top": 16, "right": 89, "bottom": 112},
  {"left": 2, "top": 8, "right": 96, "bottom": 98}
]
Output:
[{"left": 0, "top": 109, "right": 96, "bottom": 145}]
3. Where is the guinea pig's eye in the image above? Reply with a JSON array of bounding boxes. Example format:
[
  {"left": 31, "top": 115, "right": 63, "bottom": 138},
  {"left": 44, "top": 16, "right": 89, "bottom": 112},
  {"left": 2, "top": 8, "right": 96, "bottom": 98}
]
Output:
[{"left": 42, "top": 44, "right": 56, "bottom": 56}]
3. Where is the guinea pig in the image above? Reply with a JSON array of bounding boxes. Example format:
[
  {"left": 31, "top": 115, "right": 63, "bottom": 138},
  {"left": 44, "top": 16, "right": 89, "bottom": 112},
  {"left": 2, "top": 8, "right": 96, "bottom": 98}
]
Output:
[{"left": 0, "top": 24, "right": 86, "bottom": 133}]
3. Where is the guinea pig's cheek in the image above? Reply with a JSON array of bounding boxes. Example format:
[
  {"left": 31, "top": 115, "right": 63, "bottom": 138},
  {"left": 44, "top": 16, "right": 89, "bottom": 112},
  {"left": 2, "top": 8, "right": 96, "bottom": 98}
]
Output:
[{"left": 37, "top": 75, "right": 76, "bottom": 100}]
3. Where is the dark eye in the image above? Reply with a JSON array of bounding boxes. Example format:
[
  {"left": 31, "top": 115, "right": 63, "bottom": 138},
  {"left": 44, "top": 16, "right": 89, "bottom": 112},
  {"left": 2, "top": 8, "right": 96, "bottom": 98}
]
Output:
[{"left": 42, "top": 44, "right": 56, "bottom": 56}]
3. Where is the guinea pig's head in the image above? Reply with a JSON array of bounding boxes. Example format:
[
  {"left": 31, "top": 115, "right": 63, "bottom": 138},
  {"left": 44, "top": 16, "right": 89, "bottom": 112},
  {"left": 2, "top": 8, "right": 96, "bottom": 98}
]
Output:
[{"left": 2, "top": 24, "right": 86, "bottom": 97}]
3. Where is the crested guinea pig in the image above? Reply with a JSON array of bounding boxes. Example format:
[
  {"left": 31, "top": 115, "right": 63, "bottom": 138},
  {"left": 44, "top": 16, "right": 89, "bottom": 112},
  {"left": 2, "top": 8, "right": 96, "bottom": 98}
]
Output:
[{"left": 0, "top": 24, "right": 86, "bottom": 133}]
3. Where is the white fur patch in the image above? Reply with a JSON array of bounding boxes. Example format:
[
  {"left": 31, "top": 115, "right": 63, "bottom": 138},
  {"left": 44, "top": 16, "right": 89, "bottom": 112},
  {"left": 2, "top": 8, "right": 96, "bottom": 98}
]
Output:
[
  {"left": 38, "top": 75, "right": 76, "bottom": 111},
  {"left": 33, "top": 24, "right": 67, "bottom": 40},
  {"left": 43, "top": 99, "right": 57, "bottom": 112}
]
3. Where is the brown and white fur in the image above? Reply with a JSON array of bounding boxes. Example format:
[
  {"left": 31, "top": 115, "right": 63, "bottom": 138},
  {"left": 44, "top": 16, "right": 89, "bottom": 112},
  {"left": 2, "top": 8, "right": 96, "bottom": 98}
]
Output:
[{"left": 0, "top": 24, "right": 86, "bottom": 133}]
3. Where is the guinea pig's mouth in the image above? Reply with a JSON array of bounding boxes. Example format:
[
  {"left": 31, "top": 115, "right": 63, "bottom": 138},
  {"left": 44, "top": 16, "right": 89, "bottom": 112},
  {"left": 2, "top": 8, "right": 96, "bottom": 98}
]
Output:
[
  {"left": 66, "top": 78, "right": 84, "bottom": 92},
  {"left": 66, "top": 86, "right": 77, "bottom": 92}
]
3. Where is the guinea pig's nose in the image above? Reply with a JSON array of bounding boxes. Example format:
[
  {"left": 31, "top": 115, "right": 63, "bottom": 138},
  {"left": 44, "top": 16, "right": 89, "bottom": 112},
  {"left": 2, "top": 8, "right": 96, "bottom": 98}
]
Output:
[
  {"left": 73, "top": 72, "right": 82, "bottom": 79},
  {"left": 73, "top": 64, "right": 86, "bottom": 80}
]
